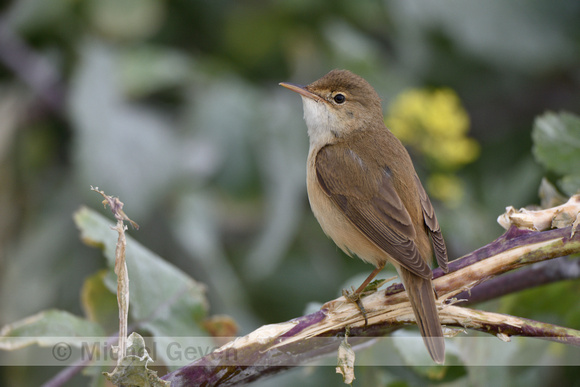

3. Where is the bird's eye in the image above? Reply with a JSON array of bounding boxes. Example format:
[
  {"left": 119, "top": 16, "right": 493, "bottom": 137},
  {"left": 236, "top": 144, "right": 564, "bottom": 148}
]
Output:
[{"left": 333, "top": 93, "right": 346, "bottom": 104}]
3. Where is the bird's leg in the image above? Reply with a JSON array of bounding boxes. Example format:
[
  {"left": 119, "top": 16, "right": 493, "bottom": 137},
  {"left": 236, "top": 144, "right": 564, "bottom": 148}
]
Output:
[
  {"left": 354, "top": 264, "right": 385, "bottom": 294},
  {"left": 343, "top": 263, "right": 385, "bottom": 326}
]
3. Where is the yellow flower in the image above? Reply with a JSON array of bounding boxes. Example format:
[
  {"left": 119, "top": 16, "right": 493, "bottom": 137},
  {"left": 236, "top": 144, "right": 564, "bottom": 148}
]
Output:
[
  {"left": 427, "top": 173, "right": 464, "bottom": 207},
  {"left": 385, "top": 87, "right": 478, "bottom": 205},
  {"left": 421, "top": 89, "right": 470, "bottom": 138},
  {"left": 423, "top": 137, "right": 480, "bottom": 169},
  {"left": 385, "top": 87, "right": 478, "bottom": 171}
]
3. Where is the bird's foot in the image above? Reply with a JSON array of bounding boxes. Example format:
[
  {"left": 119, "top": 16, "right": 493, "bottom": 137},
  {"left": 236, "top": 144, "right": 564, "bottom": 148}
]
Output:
[{"left": 342, "top": 287, "right": 369, "bottom": 326}]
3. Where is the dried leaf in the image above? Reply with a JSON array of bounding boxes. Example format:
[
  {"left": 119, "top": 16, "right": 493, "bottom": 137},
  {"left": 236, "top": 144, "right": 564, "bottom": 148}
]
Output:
[
  {"left": 335, "top": 332, "right": 355, "bottom": 385},
  {"left": 497, "top": 194, "right": 580, "bottom": 236}
]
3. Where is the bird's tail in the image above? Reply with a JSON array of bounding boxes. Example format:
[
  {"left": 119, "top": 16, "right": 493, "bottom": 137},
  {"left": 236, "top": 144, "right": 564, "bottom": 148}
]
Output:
[{"left": 399, "top": 269, "right": 445, "bottom": 364}]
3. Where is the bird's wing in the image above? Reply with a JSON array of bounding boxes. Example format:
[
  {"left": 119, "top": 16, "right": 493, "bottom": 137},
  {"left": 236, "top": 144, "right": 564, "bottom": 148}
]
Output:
[
  {"left": 414, "top": 175, "right": 449, "bottom": 273},
  {"left": 315, "top": 144, "right": 432, "bottom": 279}
]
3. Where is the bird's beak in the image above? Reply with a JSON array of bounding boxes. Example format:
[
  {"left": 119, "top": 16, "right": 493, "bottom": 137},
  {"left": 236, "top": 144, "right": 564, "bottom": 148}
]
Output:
[{"left": 279, "top": 82, "right": 324, "bottom": 102}]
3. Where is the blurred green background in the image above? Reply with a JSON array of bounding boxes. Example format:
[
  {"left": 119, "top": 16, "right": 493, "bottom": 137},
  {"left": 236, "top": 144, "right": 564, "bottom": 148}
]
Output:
[{"left": 1, "top": 0, "right": 580, "bottom": 385}]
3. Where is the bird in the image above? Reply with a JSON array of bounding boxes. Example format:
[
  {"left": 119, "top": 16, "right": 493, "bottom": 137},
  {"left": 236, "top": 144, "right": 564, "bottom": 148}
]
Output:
[{"left": 280, "top": 69, "right": 449, "bottom": 363}]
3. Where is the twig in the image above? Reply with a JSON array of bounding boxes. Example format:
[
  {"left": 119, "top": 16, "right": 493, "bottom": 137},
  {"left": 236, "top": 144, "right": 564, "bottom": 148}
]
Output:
[
  {"left": 456, "top": 256, "right": 580, "bottom": 305},
  {"left": 161, "top": 225, "right": 580, "bottom": 386},
  {"left": 40, "top": 333, "right": 123, "bottom": 387},
  {"left": 91, "top": 186, "right": 138, "bottom": 364}
]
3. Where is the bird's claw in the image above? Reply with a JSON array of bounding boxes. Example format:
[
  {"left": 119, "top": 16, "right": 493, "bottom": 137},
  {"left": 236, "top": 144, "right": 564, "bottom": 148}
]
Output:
[{"left": 343, "top": 287, "right": 369, "bottom": 326}]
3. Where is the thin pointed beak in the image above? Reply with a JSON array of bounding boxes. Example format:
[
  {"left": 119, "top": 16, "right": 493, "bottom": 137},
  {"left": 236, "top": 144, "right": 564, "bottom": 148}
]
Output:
[{"left": 279, "top": 82, "right": 324, "bottom": 102}]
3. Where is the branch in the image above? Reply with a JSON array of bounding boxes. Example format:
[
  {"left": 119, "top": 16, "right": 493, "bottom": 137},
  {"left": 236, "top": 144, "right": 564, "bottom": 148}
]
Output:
[
  {"left": 456, "top": 256, "right": 580, "bottom": 305},
  {"left": 161, "top": 224, "right": 580, "bottom": 386}
]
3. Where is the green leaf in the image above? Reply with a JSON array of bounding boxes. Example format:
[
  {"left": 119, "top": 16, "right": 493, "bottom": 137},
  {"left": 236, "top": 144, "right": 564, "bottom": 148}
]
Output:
[
  {"left": 558, "top": 174, "right": 580, "bottom": 196},
  {"left": 86, "top": 0, "right": 165, "bottom": 41},
  {"left": 0, "top": 310, "right": 104, "bottom": 350},
  {"left": 104, "top": 332, "right": 170, "bottom": 387},
  {"left": 73, "top": 206, "right": 211, "bottom": 369},
  {"left": 68, "top": 40, "right": 181, "bottom": 218},
  {"left": 81, "top": 270, "right": 120, "bottom": 334},
  {"left": 532, "top": 111, "right": 580, "bottom": 176},
  {"left": 119, "top": 46, "right": 193, "bottom": 98}
]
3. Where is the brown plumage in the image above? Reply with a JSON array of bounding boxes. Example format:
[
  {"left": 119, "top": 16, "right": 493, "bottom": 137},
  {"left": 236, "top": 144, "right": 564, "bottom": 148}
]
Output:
[{"left": 280, "top": 69, "right": 449, "bottom": 363}]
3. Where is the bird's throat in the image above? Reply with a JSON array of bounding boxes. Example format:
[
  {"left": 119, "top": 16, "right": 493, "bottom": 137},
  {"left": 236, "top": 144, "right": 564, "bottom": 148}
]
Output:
[{"left": 301, "top": 97, "right": 339, "bottom": 148}]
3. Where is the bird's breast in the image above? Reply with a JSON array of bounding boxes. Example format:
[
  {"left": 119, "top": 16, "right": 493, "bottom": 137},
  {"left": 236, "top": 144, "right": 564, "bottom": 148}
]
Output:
[{"left": 306, "top": 148, "right": 397, "bottom": 269}]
